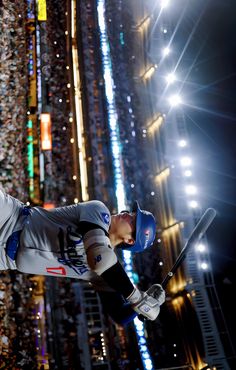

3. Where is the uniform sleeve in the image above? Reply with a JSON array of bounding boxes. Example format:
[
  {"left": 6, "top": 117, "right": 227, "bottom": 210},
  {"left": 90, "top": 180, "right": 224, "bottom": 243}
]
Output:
[
  {"left": 84, "top": 228, "right": 135, "bottom": 299},
  {"left": 97, "top": 290, "right": 137, "bottom": 325}
]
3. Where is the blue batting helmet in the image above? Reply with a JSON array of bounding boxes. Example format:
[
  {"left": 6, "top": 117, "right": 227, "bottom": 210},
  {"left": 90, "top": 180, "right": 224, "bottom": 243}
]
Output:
[{"left": 123, "top": 201, "right": 156, "bottom": 253}]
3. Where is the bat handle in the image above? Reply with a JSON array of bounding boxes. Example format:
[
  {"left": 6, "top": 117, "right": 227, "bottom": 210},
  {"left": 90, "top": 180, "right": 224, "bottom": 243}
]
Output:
[{"left": 162, "top": 272, "right": 173, "bottom": 289}]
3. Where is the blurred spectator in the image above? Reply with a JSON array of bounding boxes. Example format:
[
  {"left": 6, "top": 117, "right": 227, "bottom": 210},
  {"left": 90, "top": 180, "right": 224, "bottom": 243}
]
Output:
[
  {"left": 0, "top": 0, "right": 29, "bottom": 200},
  {"left": 0, "top": 1, "right": 37, "bottom": 367}
]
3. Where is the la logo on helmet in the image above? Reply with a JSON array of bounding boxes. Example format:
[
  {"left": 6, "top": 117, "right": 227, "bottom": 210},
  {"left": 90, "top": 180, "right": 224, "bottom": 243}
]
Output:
[{"left": 144, "top": 230, "right": 150, "bottom": 249}]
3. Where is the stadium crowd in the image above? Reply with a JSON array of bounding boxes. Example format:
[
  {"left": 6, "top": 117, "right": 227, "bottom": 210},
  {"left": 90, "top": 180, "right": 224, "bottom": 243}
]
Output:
[
  {"left": 1, "top": 0, "right": 93, "bottom": 366},
  {"left": 0, "top": 0, "right": 30, "bottom": 200},
  {"left": 40, "top": 0, "right": 76, "bottom": 205},
  {"left": 0, "top": 1, "right": 38, "bottom": 368}
]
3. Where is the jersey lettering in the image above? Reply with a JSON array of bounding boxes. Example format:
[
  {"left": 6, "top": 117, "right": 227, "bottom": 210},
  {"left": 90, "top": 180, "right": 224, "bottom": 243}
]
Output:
[
  {"left": 46, "top": 266, "right": 67, "bottom": 275},
  {"left": 57, "top": 227, "right": 89, "bottom": 276}
]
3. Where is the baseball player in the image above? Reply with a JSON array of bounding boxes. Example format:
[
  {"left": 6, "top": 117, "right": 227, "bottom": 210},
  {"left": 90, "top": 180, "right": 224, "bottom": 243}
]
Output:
[{"left": 0, "top": 187, "right": 165, "bottom": 324}]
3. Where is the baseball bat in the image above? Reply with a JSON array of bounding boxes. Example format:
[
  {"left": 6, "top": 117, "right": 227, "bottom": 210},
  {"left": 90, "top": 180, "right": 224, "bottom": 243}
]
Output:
[
  {"left": 137, "top": 208, "right": 217, "bottom": 322},
  {"left": 161, "top": 208, "right": 217, "bottom": 288}
]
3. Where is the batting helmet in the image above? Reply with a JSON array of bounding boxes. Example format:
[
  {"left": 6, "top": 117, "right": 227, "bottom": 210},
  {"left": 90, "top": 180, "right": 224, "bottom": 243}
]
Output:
[{"left": 123, "top": 201, "right": 156, "bottom": 253}]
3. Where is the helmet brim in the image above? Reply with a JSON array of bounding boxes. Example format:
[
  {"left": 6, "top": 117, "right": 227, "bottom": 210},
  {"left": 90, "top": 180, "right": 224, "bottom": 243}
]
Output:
[{"left": 132, "top": 200, "right": 141, "bottom": 244}]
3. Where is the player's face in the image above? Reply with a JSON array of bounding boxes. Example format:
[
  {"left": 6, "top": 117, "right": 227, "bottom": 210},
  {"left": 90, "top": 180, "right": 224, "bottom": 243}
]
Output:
[{"left": 114, "top": 211, "right": 136, "bottom": 245}]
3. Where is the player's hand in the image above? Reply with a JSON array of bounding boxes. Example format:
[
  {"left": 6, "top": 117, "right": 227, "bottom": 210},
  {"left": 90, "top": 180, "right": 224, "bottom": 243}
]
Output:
[{"left": 127, "top": 284, "right": 165, "bottom": 321}]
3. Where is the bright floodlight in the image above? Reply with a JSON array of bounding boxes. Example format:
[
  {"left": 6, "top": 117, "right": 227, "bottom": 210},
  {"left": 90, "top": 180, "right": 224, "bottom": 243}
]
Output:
[
  {"left": 166, "top": 73, "right": 176, "bottom": 84},
  {"left": 180, "top": 157, "right": 192, "bottom": 167},
  {"left": 189, "top": 200, "right": 198, "bottom": 208},
  {"left": 196, "top": 243, "right": 206, "bottom": 252},
  {"left": 184, "top": 170, "right": 192, "bottom": 177},
  {"left": 161, "top": 0, "right": 170, "bottom": 9},
  {"left": 200, "top": 262, "right": 208, "bottom": 270},
  {"left": 163, "top": 47, "right": 171, "bottom": 57},
  {"left": 178, "top": 139, "right": 187, "bottom": 147},
  {"left": 185, "top": 185, "right": 197, "bottom": 195},
  {"left": 168, "top": 94, "right": 182, "bottom": 107}
]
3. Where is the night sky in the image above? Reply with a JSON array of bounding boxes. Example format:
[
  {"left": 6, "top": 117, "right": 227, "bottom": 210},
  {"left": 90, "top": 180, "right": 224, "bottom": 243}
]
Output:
[{"left": 182, "top": 0, "right": 236, "bottom": 345}]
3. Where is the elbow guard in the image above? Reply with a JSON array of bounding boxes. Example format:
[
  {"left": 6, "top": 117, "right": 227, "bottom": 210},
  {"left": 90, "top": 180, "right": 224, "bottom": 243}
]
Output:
[{"left": 84, "top": 229, "right": 118, "bottom": 275}]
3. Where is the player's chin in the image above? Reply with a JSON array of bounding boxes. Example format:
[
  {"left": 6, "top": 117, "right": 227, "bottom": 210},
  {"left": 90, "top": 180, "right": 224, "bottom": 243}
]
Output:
[{"left": 115, "top": 242, "right": 124, "bottom": 249}]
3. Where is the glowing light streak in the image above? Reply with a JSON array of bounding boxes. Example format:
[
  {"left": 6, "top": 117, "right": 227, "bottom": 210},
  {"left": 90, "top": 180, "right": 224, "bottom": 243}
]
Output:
[
  {"left": 97, "top": 0, "right": 126, "bottom": 212},
  {"left": 36, "top": 27, "right": 42, "bottom": 113},
  {"left": 71, "top": 0, "right": 88, "bottom": 200},
  {"left": 141, "top": 65, "right": 157, "bottom": 81},
  {"left": 155, "top": 167, "right": 170, "bottom": 183},
  {"left": 137, "top": 15, "right": 150, "bottom": 32},
  {"left": 97, "top": 1, "right": 153, "bottom": 368},
  {"left": 147, "top": 114, "right": 164, "bottom": 135}
]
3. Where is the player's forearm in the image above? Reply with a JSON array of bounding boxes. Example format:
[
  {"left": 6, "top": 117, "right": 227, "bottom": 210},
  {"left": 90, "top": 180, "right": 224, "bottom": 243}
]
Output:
[
  {"left": 84, "top": 228, "right": 136, "bottom": 298},
  {"left": 101, "top": 261, "right": 135, "bottom": 298}
]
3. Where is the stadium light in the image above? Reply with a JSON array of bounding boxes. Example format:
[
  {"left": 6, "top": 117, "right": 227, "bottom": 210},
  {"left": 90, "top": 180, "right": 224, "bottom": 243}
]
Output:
[
  {"left": 185, "top": 185, "right": 197, "bottom": 195},
  {"left": 189, "top": 200, "right": 198, "bottom": 208},
  {"left": 178, "top": 139, "right": 187, "bottom": 147},
  {"left": 196, "top": 243, "right": 206, "bottom": 252},
  {"left": 200, "top": 262, "right": 208, "bottom": 270},
  {"left": 161, "top": 0, "right": 170, "bottom": 9},
  {"left": 168, "top": 94, "right": 182, "bottom": 107},
  {"left": 163, "top": 47, "right": 171, "bottom": 57},
  {"left": 165, "top": 73, "right": 176, "bottom": 84},
  {"left": 180, "top": 157, "right": 192, "bottom": 167},
  {"left": 184, "top": 170, "right": 192, "bottom": 177}
]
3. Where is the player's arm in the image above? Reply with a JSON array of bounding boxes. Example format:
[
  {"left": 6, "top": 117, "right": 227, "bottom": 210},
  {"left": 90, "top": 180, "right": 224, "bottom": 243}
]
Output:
[
  {"left": 96, "top": 290, "right": 137, "bottom": 325},
  {"left": 83, "top": 227, "right": 165, "bottom": 321},
  {"left": 83, "top": 228, "right": 135, "bottom": 297}
]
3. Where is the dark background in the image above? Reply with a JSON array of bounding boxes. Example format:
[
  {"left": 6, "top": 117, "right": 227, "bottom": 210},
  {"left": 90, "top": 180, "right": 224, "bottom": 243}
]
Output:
[{"left": 184, "top": 0, "right": 236, "bottom": 347}]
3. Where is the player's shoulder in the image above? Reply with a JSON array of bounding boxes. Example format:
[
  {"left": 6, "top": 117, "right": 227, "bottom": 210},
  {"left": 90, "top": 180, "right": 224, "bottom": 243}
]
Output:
[
  {"left": 86, "top": 200, "right": 107, "bottom": 208},
  {"left": 79, "top": 200, "right": 111, "bottom": 230},
  {"left": 82, "top": 199, "right": 109, "bottom": 212}
]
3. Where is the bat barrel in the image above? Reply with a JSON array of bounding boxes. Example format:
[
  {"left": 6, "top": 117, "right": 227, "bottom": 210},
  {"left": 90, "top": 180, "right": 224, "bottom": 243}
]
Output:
[{"left": 161, "top": 208, "right": 216, "bottom": 288}]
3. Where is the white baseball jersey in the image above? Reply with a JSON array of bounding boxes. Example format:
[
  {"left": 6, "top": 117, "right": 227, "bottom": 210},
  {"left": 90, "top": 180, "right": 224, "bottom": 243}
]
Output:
[
  {"left": 1, "top": 190, "right": 135, "bottom": 300},
  {"left": 16, "top": 201, "right": 117, "bottom": 283},
  {"left": 0, "top": 188, "right": 24, "bottom": 270},
  {"left": 0, "top": 189, "right": 117, "bottom": 286}
]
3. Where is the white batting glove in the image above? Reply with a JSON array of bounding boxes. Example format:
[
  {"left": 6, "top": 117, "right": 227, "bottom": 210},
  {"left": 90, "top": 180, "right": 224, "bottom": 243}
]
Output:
[{"left": 127, "top": 284, "right": 165, "bottom": 321}]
